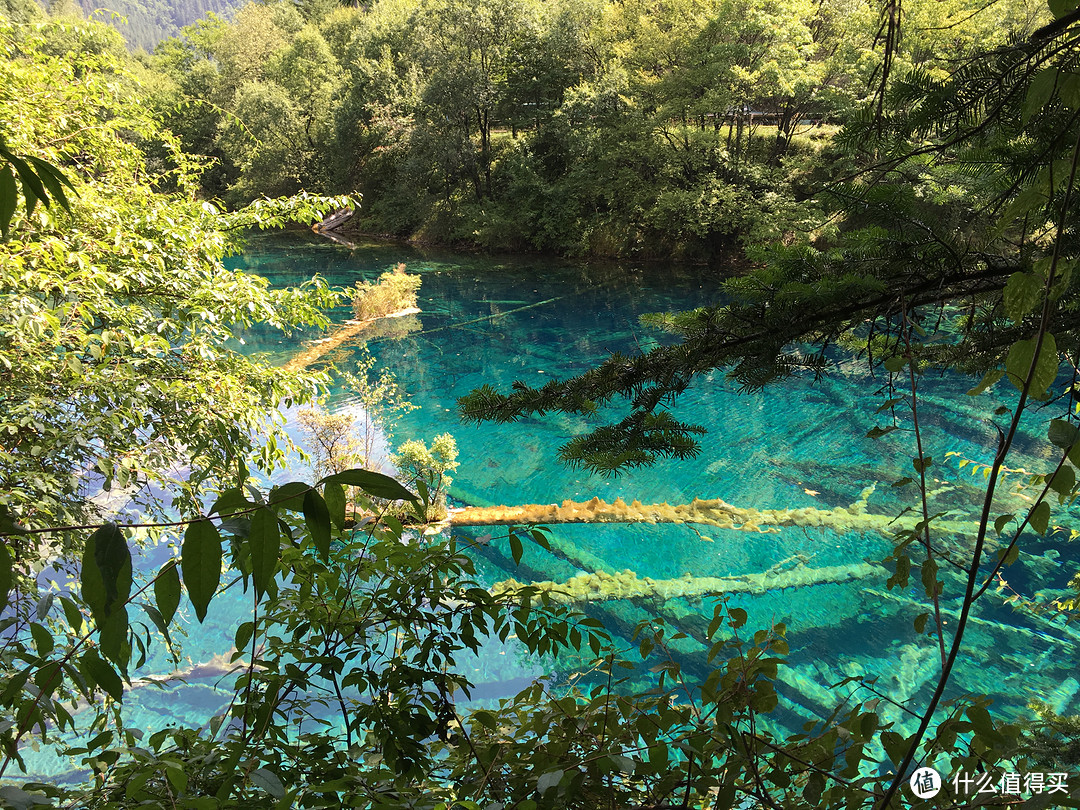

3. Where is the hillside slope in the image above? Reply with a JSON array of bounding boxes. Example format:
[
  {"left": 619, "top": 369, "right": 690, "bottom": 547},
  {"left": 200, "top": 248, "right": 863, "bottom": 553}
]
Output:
[{"left": 71, "top": 0, "right": 241, "bottom": 49}]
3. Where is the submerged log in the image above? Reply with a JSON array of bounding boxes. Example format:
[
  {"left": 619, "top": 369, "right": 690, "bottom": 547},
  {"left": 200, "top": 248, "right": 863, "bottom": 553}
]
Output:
[
  {"left": 447, "top": 488, "right": 978, "bottom": 538},
  {"left": 492, "top": 561, "right": 887, "bottom": 605},
  {"left": 283, "top": 307, "right": 420, "bottom": 371}
]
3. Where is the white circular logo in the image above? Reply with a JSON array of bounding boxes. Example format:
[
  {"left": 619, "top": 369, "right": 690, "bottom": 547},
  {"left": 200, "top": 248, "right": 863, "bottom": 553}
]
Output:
[{"left": 909, "top": 767, "right": 942, "bottom": 799}]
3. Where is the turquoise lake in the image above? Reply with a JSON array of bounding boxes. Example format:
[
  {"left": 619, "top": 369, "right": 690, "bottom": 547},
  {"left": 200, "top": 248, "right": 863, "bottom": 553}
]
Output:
[{"left": 24, "top": 232, "right": 1080, "bottom": 779}]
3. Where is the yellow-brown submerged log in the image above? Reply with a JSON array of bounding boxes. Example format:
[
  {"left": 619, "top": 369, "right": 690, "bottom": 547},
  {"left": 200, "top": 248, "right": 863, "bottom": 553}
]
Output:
[
  {"left": 447, "top": 486, "right": 974, "bottom": 537},
  {"left": 283, "top": 307, "right": 420, "bottom": 371},
  {"left": 492, "top": 562, "right": 887, "bottom": 604}
]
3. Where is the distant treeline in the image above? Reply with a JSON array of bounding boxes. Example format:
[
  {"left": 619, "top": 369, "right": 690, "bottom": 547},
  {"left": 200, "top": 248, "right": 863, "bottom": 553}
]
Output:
[
  {"left": 134, "top": 0, "right": 1045, "bottom": 258},
  {"left": 20, "top": 0, "right": 242, "bottom": 49}
]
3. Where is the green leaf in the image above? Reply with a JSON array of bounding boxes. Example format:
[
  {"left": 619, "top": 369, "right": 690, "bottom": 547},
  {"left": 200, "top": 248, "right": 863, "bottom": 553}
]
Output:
[
  {"left": 98, "top": 609, "right": 128, "bottom": 669},
  {"left": 303, "top": 489, "right": 331, "bottom": 562},
  {"left": 530, "top": 527, "right": 551, "bottom": 550},
  {"left": 0, "top": 506, "right": 26, "bottom": 537},
  {"left": 1049, "top": 464, "right": 1076, "bottom": 502},
  {"left": 320, "top": 469, "right": 418, "bottom": 503},
  {"left": 60, "top": 596, "right": 83, "bottom": 634},
  {"left": 1049, "top": 0, "right": 1080, "bottom": 20},
  {"left": 36, "top": 593, "right": 53, "bottom": 621},
  {"left": 472, "top": 710, "right": 498, "bottom": 730},
  {"left": 1005, "top": 334, "right": 1058, "bottom": 397},
  {"left": 249, "top": 768, "right": 285, "bottom": 798},
  {"left": 7, "top": 154, "right": 44, "bottom": 218},
  {"left": 994, "top": 513, "right": 1014, "bottom": 535},
  {"left": 913, "top": 613, "right": 929, "bottom": 633},
  {"left": 966, "top": 704, "right": 995, "bottom": 736},
  {"left": 967, "top": 368, "right": 1003, "bottom": 396},
  {"left": 887, "top": 554, "right": 911, "bottom": 590},
  {"left": 883, "top": 355, "right": 906, "bottom": 372},
  {"left": 1048, "top": 419, "right": 1079, "bottom": 448},
  {"left": 920, "top": 558, "right": 940, "bottom": 598},
  {"left": 0, "top": 542, "right": 11, "bottom": 613},
  {"left": 154, "top": 561, "right": 181, "bottom": 626},
  {"left": 323, "top": 481, "right": 346, "bottom": 529},
  {"left": 999, "top": 543, "right": 1020, "bottom": 566},
  {"left": 210, "top": 487, "right": 252, "bottom": 516},
  {"left": 880, "top": 730, "right": 906, "bottom": 764},
  {"left": 164, "top": 764, "right": 188, "bottom": 793},
  {"left": 866, "top": 425, "right": 897, "bottom": 439},
  {"left": 235, "top": 621, "right": 255, "bottom": 652},
  {"left": 249, "top": 508, "right": 281, "bottom": 601},
  {"left": 81, "top": 648, "right": 124, "bottom": 702},
  {"left": 1060, "top": 73, "right": 1080, "bottom": 117},
  {"left": 509, "top": 533, "right": 524, "bottom": 565},
  {"left": 24, "top": 155, "right": 73, "bottom": 211},
  {"left": 82, "top": 523, "right": 132, "bottom": 624},
  {"left": 1023, "top": 68, "right": 1058, "bottom": 125},
  {"left": 142, "top": 603, "right": 173, "bottom": 649},
  {"left": 0, "top": 166, "right": 15, "bottom": 240},
  {"left": 537, "top": 769, "right": 563, "bottom": 794},
  {"left": 181, "top": 520, "right": 222, "bottom": 623},
  {"left": 269, "top": 481, "right": 310, "bottom": 511},
  {"left": 30, "top": 622, "right": 53, "bottom": 657},
  {"left": 34, "top": 661, "right": 63, "bottom": 697},
  {"left": 1030, "top": 501, "right": 1051, "bottom": 535},
  {"left": 729, "top": 607, "right": 748, "bottom": 628},
  {"left": 1003, "top": 271, "right": 1043, "bottom": 323}
]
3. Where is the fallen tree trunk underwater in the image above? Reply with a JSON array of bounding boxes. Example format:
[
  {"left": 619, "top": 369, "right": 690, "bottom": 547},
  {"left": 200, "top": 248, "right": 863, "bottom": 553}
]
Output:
[
  {"left": 445, "top": 486, "right": 978, "bottom": 537},
  {"left": 491, "top": 561, "right": 887, "bottom": 604}
]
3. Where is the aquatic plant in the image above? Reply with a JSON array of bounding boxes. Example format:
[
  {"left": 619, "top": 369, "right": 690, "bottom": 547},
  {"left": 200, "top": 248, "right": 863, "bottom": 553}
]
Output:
[
  {"left": 351, "top": 262, "right": 422, "bottom": 321},
  {"left": 491, "top": 561, "right": 885, "bottom": 604},
  {"left": 393, "top": 433, "right": 459, "bottom": 521}
]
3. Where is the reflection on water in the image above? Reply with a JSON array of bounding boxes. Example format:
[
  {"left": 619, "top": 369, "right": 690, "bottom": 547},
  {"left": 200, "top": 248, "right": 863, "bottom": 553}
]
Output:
[{"left": 23, "top": 233, "right": 1080, "bottom": 778}]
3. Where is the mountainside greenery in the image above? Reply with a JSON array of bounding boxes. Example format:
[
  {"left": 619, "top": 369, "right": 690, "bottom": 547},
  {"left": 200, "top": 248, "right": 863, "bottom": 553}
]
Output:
[{"left": 42, "top": 0, "right": 243, "bottom": 51}]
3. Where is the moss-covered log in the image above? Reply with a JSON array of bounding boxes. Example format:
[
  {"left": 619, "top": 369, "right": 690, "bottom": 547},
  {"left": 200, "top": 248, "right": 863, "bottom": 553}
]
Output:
[
  {"left": 447, "top": 487, "right": 977, "bottom": 538},
  {"left": 491, "top": 562, "right": 887, "bottom": 604}
]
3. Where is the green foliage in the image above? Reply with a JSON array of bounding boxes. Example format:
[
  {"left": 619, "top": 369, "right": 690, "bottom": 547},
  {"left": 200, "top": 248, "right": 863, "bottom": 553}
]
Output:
[
  {"left": 0, "top": 14, "right": 350, "bottom": 539},
  {"left": 296, "top": 407, "right": 366, "bottom": 476},
  {"left": 0, "top": 135, "right": 75, "bottom": 240},
  {"left": 0, "top": 465, "right": 846, "bottom": 808},
  {"left": 1020, "top": 702, "right": 1080, "bottom": 769},
  {"left": 351, "top": 262, "right": 421, "bottom": 320},
  {"left": 392, "top": 433, "right": 459, "bottom": 520},
  {"left": 67, "top": 0, "right": 244, "bottom": 50},
  {"left": 136, "top": 0, "right": 1046, "bottom": 257}
]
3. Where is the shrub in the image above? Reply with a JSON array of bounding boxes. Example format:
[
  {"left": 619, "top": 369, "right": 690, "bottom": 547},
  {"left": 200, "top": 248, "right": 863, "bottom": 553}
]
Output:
[
  {"left": 351, "top": 263, "right": 421, "bottom": 320},
  {"left": 391, "top": 433, "right": 459, "bottom": 521}
]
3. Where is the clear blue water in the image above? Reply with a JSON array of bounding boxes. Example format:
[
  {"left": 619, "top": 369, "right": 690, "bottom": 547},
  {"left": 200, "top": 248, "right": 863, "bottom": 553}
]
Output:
[{"left": 22, "top": 233, "right": 1080, "bottom": 778}]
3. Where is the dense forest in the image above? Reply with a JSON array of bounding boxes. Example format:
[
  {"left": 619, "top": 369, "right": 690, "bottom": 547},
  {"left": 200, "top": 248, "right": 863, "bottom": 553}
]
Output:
[
  {"left": 6, "top": 0, "right": 1080, "bottom": 806},
  {"left": 140, "top": 0, "right": 1044, "bottom": 257}
]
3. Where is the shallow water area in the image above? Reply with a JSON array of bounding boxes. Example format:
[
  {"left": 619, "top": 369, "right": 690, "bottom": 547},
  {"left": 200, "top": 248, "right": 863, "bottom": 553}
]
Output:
[{"left": 17, "top": 232, "right": 1080, "bottom": 779}]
